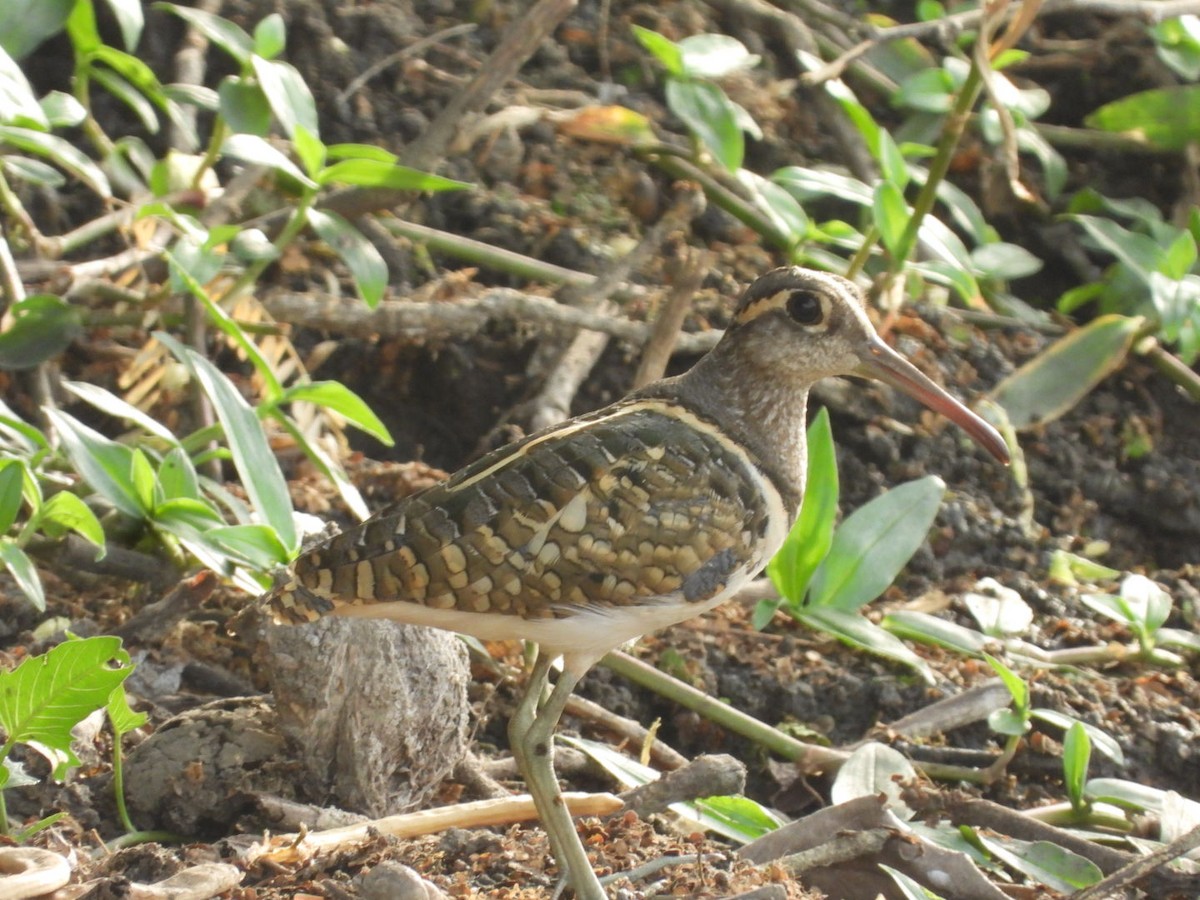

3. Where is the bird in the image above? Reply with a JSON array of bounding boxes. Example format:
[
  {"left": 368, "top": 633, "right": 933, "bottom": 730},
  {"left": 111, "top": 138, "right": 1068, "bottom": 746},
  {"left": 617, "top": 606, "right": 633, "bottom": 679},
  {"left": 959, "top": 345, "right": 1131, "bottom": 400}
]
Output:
[{"left": 262, "top": 266, "right": 1010, "bottom": 899}]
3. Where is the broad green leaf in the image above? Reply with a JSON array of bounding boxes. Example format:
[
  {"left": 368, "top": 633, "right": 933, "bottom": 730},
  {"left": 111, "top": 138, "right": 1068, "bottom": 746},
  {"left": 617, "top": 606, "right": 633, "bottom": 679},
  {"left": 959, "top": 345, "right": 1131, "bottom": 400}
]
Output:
[
  {"left": 665, "top": 79, "right": 743, "bottom": 172},
  {"left": 253, "top": 13, "right": 286, "bottom": 59},
  {"left": 798, "top": 607, "right": 934, "bottom": 682},
  {"left": 293, "top": 123, "right": 325, "bottom": 178},
  {"left": 767, "top": 408, "right": 837, "bottom": 604},
  {"left": 157, "top": 447, "right": 201, "bottom": 502},
  {"left": 677, "top": 33, "right": 760, "bottom": 79},
  {"left": 218, "top": 75, "right": 271, "bottom": 136},
  {"left": 45, "top": 409, "right": 145, "bottom": 518},
  {"left": 0, "top": 0, "right": 74, "bottom": 60},
  {"left": 971, "top": 243, "right": 1043, "bottom": 281},
  {"left": 2, "top": 156, "right": 65, "bottom": 187},
  {"left": 1085, "top": 778, "right": 1164, "bottom": 813},
  {"left": 307, "top": 209, "right": 388, "bottom": 308},
  {"left": 1085, "top": 86, "right": 1200, "bottom": 151},
  {"left": 101, "top": 0, "right": 144, "bottom": 49},
  {"left": 250, "top": 55, "right": 317, "bottom": 141},
  {"left": 0, "top": 459, "right": 24, "bottom": 533},
  {"left": 0, "top": 540, "right": 43, "bottom": 610},
  {"left": 63, "top": 380, "right": 178, "bottom": 444},
  {"left": 1062, "top": 722, "right": 1091, "bottom": 808},
  {"left": 0, "top": 294, "right": 83, "bottom": 369},
  {"left": 221, "top": 132, "right": 315, "bottom": 188},
  {"left": 150, "top": 497, "right": 226, "bottom": 532},
  {"left": 268, "top": 413, "right": 370, "bottom": 522},
  {"left": 988, "top": 708, "right": 1029, "bottom": 736},
  {"left": 830, "top": 742, "right": 916, "bottom": 818},
  {"left": 988, "top": 315, "right": 1146, "bottom": 429},
  {"left": 1046, "top": 549, "right": 1120, "bottom": 586},
  {"left": 202, "top": 523, "right": 290, "bottom": 569},
  {"left": 0, "top": 44, "right": 47, "bottom": 127},
  {"left": 692, "top": 795, "right": 784, "bottom": 842},
  {"left": 630, "top": 25, "right": 683, "bottom": 77},
  {"left": 774, "top": 166, "right": 873, "bottom": 206},
  {"left": 883, "top": 610, "right": 988, "bottom": 655},
  {"left": 738, "top": 170, "right": 808, "bottom": 246},
  {"left": 0, "top": 125, "right": 111, "bottom": 196},
  {"left": 279, "top": 380, "right": 393, "bottom": 444},
  {"left": 976, "top": 835, "right": 1102, "bottom": 893},
  {"left": 0, "top": 637, "right": 133, "bottom": 765},
  {"left": 106, "top": 684, "right": 147, "bottom": 737},
  {"left": 130, "top": 448, "right": 156, "bottom": 513},
  {"left": 808, "top": 476, "right": 945, "bottom": 612},
  {"left": 1119, "top": 574, "right": 1172, "bottom": 634},
  {"left": 34, "top": 492, "right": 105, "bottom": 552},
  {"left": 1158, "top": 627, "right": 1200, "bottom": 654},
  {"left": 894, "top": 67, "right": 955, "bottom": 113},
  {"left": 316, "top": 159, "right": 471, "bottom": 192},
  {"left": 325, "top": 143, "right": 398, "bottom": 163},
  {"left": 181, "top": 350, "right": 297, "bottom": 552},
  {"left": 153, "top": 3, "right": 253, "bottom": 64},
  {"left": 1069, "top": 215, "right": 1162, "bottom": 283},
  {"left": 875, "top": 129, "right": 909, "bottom": 190},
  {"left": 873, "top": 180, "right": 909, "bottom": 259}
]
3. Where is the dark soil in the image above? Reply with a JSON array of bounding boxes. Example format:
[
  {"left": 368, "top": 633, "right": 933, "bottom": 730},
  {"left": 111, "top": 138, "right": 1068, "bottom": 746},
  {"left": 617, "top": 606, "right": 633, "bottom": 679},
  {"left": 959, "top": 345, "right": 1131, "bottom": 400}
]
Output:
[{"left": 5, "top": 1, "right": 1200, "bottom": 898}]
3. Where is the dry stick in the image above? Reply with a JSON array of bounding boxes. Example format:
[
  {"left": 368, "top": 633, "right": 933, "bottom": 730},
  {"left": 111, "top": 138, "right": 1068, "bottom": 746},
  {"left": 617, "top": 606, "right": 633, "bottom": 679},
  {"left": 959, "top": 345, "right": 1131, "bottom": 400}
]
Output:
[
  {"left": 259, "top": 286, "right": 720, "bottom": 354},
  {"left": 617, "top": 754, "right": 746, "bottom": 820},
  {"left": 632, "top": 247, "right": 709, "bottom": 389},
  {"left": 564, "top": 693, "right": 690, "bottom": 770}
]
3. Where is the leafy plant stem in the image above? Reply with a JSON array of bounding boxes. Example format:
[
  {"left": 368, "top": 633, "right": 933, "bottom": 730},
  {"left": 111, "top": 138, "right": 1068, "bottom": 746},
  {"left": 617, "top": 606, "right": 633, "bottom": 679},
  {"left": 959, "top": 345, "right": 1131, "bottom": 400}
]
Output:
[
  {"left": 601, "top": 650, "right": 849, "bottom": 771},
  {"left": 193, "top": 118, "right": 230, "bottom": 192},
  {"left": 0, "top": 172, "right": 48, "bottom": 257},
  {"left": 845, "top": 224, "right": 880, "bottom": 280},
  {"left": 111, "top": 731, "right": 135, "bottom": 834},
  {"left": 890, "top": 63, "right": 984, "bottom": 273}
]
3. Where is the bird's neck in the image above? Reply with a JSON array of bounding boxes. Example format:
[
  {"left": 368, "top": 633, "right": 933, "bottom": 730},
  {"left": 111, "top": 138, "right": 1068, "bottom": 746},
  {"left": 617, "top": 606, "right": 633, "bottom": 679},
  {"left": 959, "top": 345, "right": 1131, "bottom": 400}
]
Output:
[{"left": 668, "top": 352, "right": 811, "bottom": 515}]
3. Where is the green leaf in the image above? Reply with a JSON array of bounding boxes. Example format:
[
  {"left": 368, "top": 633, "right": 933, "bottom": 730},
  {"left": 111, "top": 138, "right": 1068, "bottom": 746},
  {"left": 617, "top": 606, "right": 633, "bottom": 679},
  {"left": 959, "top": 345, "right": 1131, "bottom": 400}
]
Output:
[
  {"left": 0, "top": 0, "right": 74, "bottom": 60},
  {"left": 988, "top": 315, "right": 1146, "bottom": 429},
  {"left": 221, "top": 133, "right": 315, "bottom": 188},
  {"left": 179, "top": 350, "right": 298, "bottom": 553},
  {"left": 1085, "top": 86, "right": 1200, "bottom": 152},
  {"left": 677, "top": 34, "right": 760, "bottom": 79},
  {"left": 2, "top": 156, "right": 65, "bottom": 187},
  {"left": 0, "top": 43, "right": 47, "bottom": 127},
  {"left": 1085, "top": 778, "right": 1164, "bottom": 813},
  {"left": 0, "top": 125, "right": 111, "bottom": 197},
  {"left": 976, "top": 835, "right": 1102, "bottom": 893},
  {"left": 1069, "top": 214, "right": 1162, "bottom": 283},
  {"left": 0, "top": 459, "right": 25, "bottom": 534},
  {"left": 293, "top": 123, "right": 325, "bottom": 178},
  {"left": 130, "top": 448, "right": 156, "bottom": 513},
  {"left": 0, "top": 636, "right": 133, "bottom": 775},
  {"left": 153, "top": 3, "right": 253, "bottom": 64},
  {"left": 0, "top": 294, "right": 83, "bottom": 369},
  {"left": 279, "top": 380, "right": 393, "bottom": 444},
  {"left": 630, "top": 25, "right": 684, "bottom": 77},
  {"left": 91, "top": 67, "right": 159, "bottom": 134},
  {"left": 883, "top": 610, "right": 988, "bottom": 655},
  {"left": 202, "top": 523, "right": 290, "bottom": 569},
  {"left": 106, "top": 684, "right": 147, "bottom": 737},
  {"left": 797, "top": 607, "right": 934, "bottom": 682},
  {"left": 692, "top": 795, "right": 784, "bottom": 842},
  {"left": 326, "top": 143, "right": 399, "bottom": 163},
  {"left": 307, "top": 209, "right": 388, "bottom": 308},
  {"left": 807, "top": 476, "right": 945, "bottom": 612},
  {"left": 766, "top": 408, "right": 837, "bottom": 604},
  {"left": 0, "top": 540, "right": 43, "bottom": 610},
  {"left": 34, "top": 492, "right": 105, "bottom": 551},
  {"left": 218, "top": 75, "right": 271, "bottom": 136},
  {"left": 873, "top": 180, "right": 910, "bottom": 259},
  {"left": 881, "top": 865, "right": 947, "bottom": 900},
  {"left": 894, "top": 67, "right": 956, "bottom": 113},
  {"left": 316, "top": 159, "right": 472, "bottom": 192},
  {"left": 1119, "top": 574, "right": 1172, "bottom": 635},
  {"left": 962, "top": 579, "right": 1033, "bottom": 637},
  {"left": 62, "top": 380, "right": 178, "bottom": 444},
  {"left": 45, "top": 409, "right": 146, "bottom": 518},
  {"left": 875, "top": 129, "right": 909, "bottom": 190},
  {"left": 971, "top": 243, "right": 1043, "bottom": 281},
  {"left": 250, "top": 55, "right": 317, "bottom": 141},
  {"left": 665, "top": 79, "right": 743, "bottom": 171},
  {"left": 157, "top": 447, "right": 200, "bottom": 502},
  {"left": 1062, "top": 721, "right": 1090, "bottom": 809},
  {"left": 100, "top": 0, "right": 144, "bottom": 50},
  {"left": 253, "top": 13, "right": 286, "bottom": 59}
]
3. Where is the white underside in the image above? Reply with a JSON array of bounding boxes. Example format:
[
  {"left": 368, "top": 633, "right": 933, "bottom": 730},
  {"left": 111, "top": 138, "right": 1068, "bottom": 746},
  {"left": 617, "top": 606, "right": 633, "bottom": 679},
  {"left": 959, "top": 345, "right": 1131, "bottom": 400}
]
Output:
[{"left": 333, "top": 566, "right": 758, "bottom": 676}]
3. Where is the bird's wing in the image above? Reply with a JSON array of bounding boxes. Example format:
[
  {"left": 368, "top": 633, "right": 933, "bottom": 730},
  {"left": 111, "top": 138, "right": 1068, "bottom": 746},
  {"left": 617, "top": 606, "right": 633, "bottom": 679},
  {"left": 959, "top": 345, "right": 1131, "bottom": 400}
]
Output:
[{"left": 265, "top": 400, "right": 783, "bottom": 624}]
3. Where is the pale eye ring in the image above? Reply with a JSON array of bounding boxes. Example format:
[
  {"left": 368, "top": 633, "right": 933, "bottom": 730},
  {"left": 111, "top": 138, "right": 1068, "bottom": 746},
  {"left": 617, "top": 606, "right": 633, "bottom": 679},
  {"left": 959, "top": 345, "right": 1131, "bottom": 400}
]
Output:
[{"left": 786, "top": 290, "right": 824, "bottom": 325}]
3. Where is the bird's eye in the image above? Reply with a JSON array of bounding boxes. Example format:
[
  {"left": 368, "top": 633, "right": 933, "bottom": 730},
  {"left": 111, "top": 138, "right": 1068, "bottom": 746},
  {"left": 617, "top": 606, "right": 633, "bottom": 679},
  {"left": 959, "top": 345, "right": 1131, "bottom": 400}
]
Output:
[{"left": 786, "top": 290, "right": 824, "bottom": 325}]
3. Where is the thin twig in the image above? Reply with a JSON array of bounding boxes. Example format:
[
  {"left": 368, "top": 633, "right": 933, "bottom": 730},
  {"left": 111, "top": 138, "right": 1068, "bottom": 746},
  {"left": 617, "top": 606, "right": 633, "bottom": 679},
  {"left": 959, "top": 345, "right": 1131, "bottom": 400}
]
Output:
[
  {"left": 633, "top": 246, "right": 709, "bottom": 388},
  {"left": 335, "top": 23, "right": 478, "bottom": 114}
]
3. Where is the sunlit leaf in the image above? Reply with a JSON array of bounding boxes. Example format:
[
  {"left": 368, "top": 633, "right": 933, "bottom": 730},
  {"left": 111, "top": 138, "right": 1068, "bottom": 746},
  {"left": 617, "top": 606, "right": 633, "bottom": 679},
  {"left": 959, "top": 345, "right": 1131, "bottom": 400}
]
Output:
[
  {"left": 1085, "top": 85, "right": 1200, "bottom": 151},
  {"left": 153, "top": 2, "right": 253, "bottom": 64},
  {"left": 883, "top": 610, "right": 988, "bottom": 655},
  {"left": 808, "top": 476, "right": 945, "bottom": 612},
  {"left": 307, "top": 209, "right": 388, "bottom": 308},
  {"left": 0, "top": 0, "right": 74, "bottom": 61},
  {"left": 0, "top": 295, "right": 83, "bottom": 370},
  {"left": 279, "top": 379, "right": 393, "bottom": 444},
  {"left": 798, "top": 607, "right": 934, "bottom": 682},
  {"left": 677, "top": 33, "right": 760, "bottom": 79},
  {"left": 665, "top": 79, "right": 743, "bottom": 171},
  {"left": 1031, "top": 709, "right": 1123, "bottom": 766},
  {"left": 558, "top": 106, "right": 657, "bottom": 146},
  {"left": 45, "top": 409, "right": 145, "bottom": 518},
  {"left": 221, "top": 132, "right": 315, "bottom": 188},
  {"left": 317, "top": 159, "right": 471, "bottom": 192},
  {"left": 988, "top": 315, "right": 1146, "bottom": 429},
  {"left": 251, "top": 55, "right": 317, "bottom": 141},
  {"left": 0, "top": 541, "right": 43, "bottom": 609},
  {"left": 976, "top": 834, "right": 1102, "bottom": 893},
  {"left": 253, "top": 13, "right": 286, "bottom": 59},
  {"left": 830, "top": 742, "right": 916, "bottom": 819},
  {"left": 0, "top": 44, "right": 47, "bottom": 127},
  {"left": 630, "top": 25, "right": 683, "bottom": 76},
  {"left": 0, "top": 125, "right": 110, "bottom": 196},
  {"left": 874, "top": 180, "right": 909, "bottom": 259},
  {"left": 218, "top": 75, "right": 271, "bottom": 136}
]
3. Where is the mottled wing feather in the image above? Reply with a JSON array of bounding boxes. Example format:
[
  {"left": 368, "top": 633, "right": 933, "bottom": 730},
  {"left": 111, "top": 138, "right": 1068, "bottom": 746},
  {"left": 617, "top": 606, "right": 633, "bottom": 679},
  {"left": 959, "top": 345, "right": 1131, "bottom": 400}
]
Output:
[{"left": 266, "top": 402, "right": 773, "bottom": 625}]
